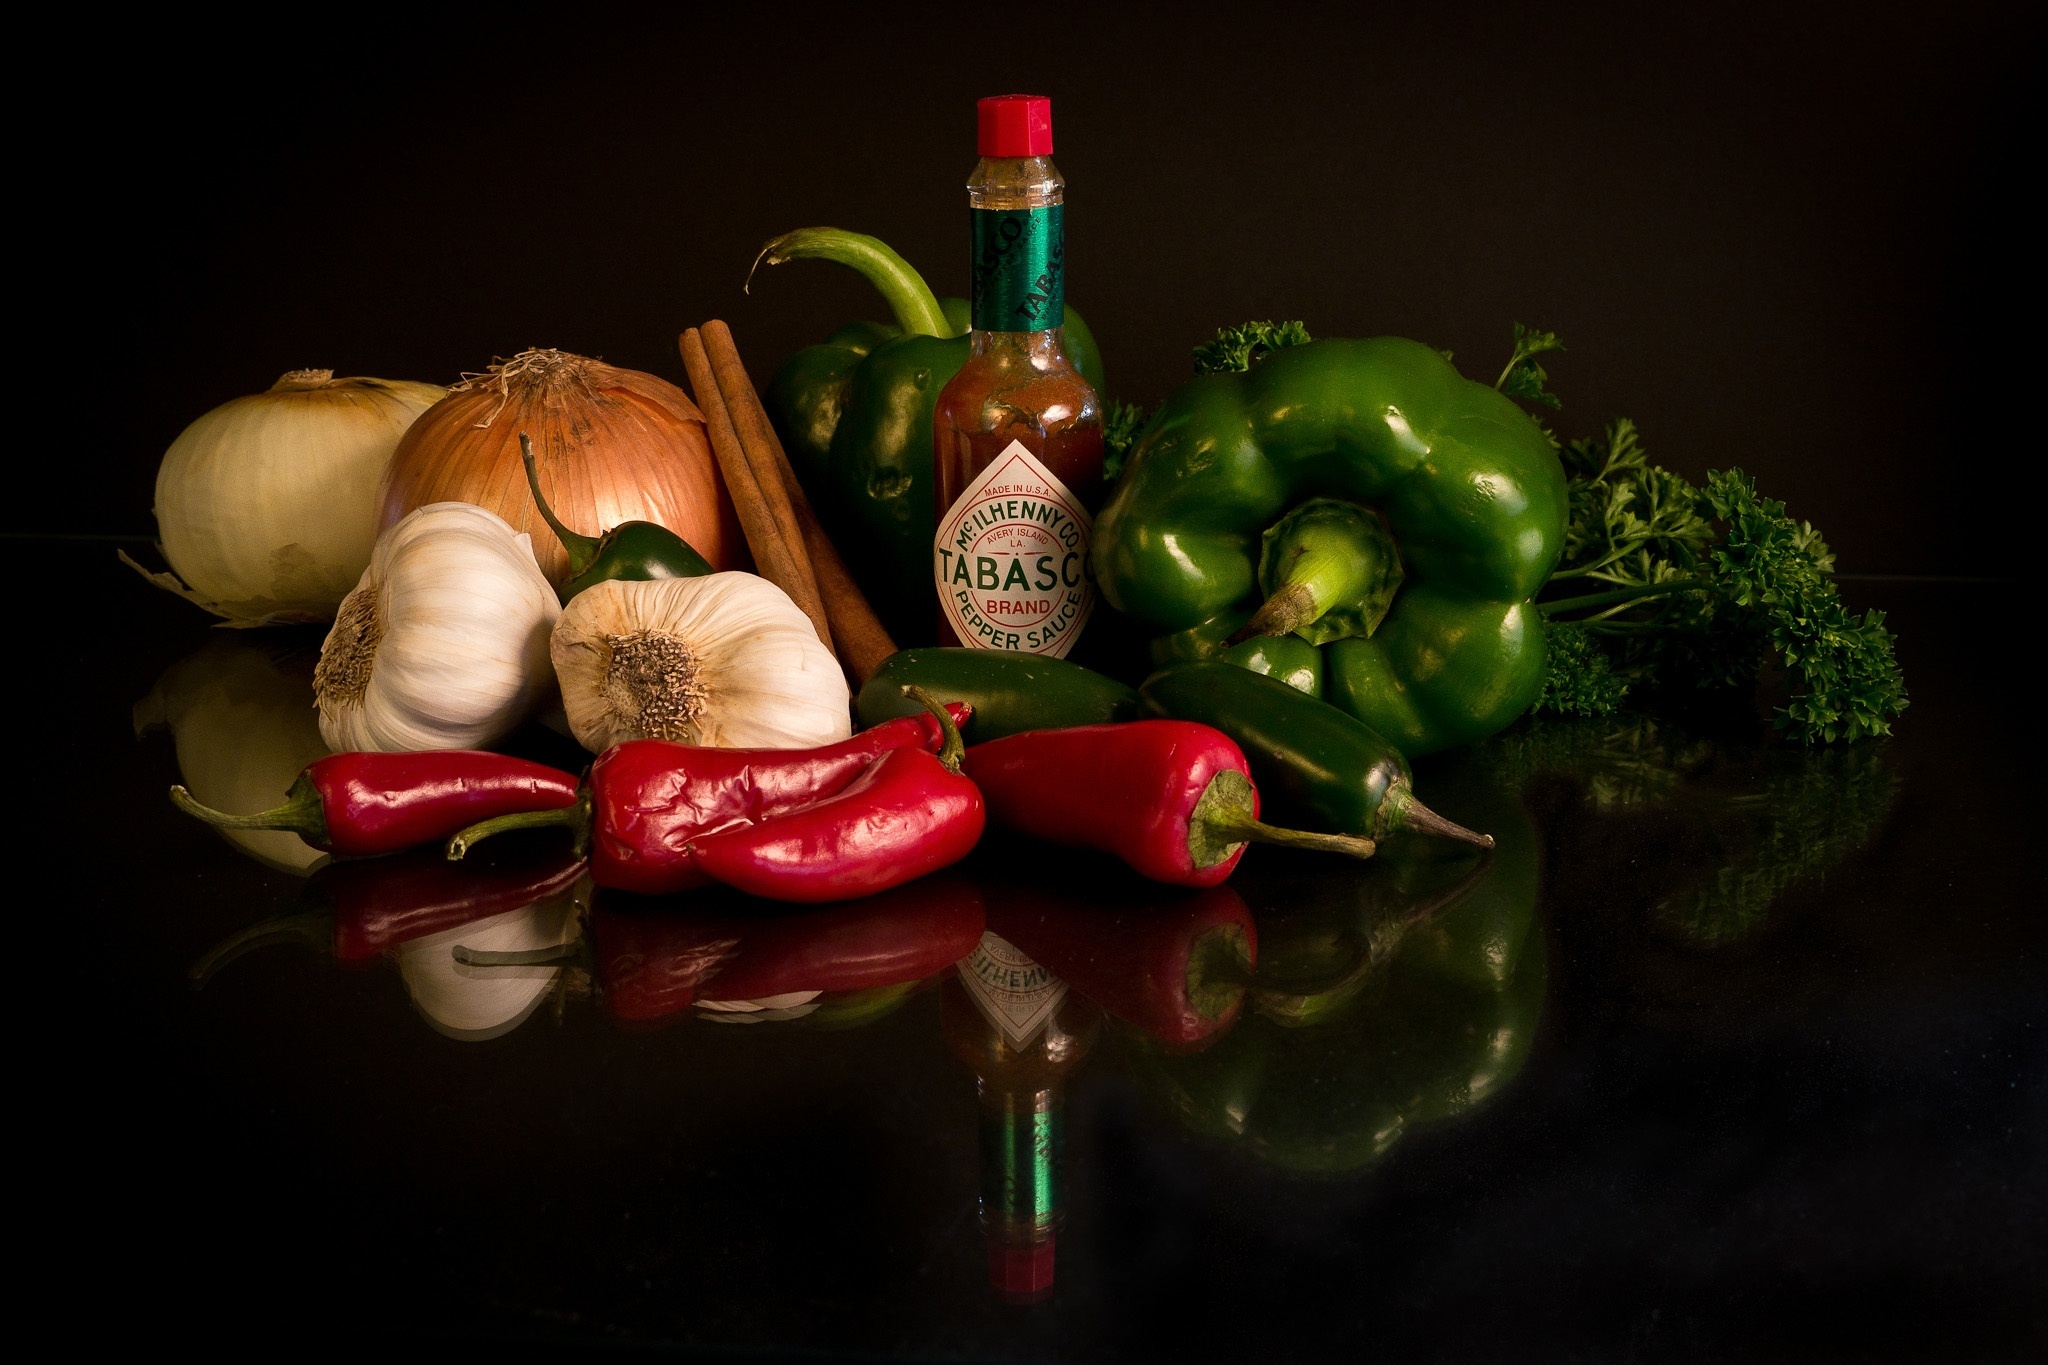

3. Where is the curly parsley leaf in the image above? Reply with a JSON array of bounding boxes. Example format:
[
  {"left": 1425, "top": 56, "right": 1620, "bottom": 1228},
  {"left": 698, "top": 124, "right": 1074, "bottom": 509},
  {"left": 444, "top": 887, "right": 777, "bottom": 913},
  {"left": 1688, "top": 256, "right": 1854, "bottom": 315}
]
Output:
[
  {"left": 1193, "top": 320, "right": 1313, "bottom": 376},
  {"left": 1101, "top": 399, "right": 1151, "bottom": 482},
  {"left": 1496, "top": 323, "right": 1565, "bottom": 410},
  {"left": 1536, "top": 621, "right": 1631, "bottom": 716}
]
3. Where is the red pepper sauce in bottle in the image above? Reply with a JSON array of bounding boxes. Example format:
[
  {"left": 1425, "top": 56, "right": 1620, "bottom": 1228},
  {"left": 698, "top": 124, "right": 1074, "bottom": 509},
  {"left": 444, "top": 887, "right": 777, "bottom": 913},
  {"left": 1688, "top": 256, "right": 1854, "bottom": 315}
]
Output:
[{"left": 932, "top": 94, "right": 1104, "bottom": 657}]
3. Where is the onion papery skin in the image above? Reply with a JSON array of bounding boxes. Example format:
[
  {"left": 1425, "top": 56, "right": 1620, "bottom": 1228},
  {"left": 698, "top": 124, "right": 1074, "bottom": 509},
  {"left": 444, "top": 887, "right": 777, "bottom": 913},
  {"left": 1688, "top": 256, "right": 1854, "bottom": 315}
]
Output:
[
  {"left": 148, "top": 371, "right": 446, "bottom": 624},
  {"left": 316, "top": 502, "right": 562, "bottom": 753},
  {"left": 376, "top": 349, "right": 741, "bottom": 589}
]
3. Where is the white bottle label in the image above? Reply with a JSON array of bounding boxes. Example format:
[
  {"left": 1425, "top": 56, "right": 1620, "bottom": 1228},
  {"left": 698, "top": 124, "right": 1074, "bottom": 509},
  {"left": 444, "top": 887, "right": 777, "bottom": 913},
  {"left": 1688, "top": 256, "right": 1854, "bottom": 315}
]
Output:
[
  {"left": 958, "top": 931, "right": 1067, "bottom": 1052},
  {"left": 934, "top": 440, "right": 1094, "bottom": 658}
]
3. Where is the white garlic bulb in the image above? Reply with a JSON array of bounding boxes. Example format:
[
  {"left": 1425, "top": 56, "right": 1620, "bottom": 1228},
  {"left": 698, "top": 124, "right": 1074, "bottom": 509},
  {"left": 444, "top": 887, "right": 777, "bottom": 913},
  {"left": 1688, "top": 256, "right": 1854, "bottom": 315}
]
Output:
[
  {"left": 314, "top": 501, "right": 561, "bottom": 752},
  {"left": 551, "top": 573, "right": 851, "bottom": 754}
]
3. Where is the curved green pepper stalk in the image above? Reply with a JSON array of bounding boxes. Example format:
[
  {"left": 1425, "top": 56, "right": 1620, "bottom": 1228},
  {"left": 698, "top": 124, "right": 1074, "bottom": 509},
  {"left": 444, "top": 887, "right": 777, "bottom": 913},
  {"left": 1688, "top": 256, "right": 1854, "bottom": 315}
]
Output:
[
  {"left": 447, "top": 789, "right": 592, "bottom": 862},
  {"left": 749, "top": 229, "right": 953, "bottom": 339},
  {"left": 1231, "top": 499, "right": 1405, "bottom": 647},
  {"left": 519, "top": 433, "right": 714, "bottom": 604}
]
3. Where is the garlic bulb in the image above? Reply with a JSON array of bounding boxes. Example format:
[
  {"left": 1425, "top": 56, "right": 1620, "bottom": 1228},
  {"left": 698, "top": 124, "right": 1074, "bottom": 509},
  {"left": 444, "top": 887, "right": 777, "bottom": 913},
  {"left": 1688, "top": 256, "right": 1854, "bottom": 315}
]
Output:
[
  {"left": 315, "top": 502, "right": 560, "bottom": 752},
  {"left": 131, "top": 370, "right": 446, "bottom": 624},
  {"left": 552, "top": 574, "right": 851, "bottom": 754}
]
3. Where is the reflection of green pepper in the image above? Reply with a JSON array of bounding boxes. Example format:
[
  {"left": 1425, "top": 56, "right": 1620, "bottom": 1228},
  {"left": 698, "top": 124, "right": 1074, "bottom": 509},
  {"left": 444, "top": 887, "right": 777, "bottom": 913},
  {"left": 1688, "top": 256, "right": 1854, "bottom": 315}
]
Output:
[
  {"left": 1094, "top": 338, "right": 1566, "bottom": 756},
  {"left": 520, "top": 434, "right": 713, "bottom": 603},
  {"left": 755, "top": 229, "right": 1105, "bottom": 643},
  {"left": 1124, "top": 763, "right": 1544, "bottom": 1171}
]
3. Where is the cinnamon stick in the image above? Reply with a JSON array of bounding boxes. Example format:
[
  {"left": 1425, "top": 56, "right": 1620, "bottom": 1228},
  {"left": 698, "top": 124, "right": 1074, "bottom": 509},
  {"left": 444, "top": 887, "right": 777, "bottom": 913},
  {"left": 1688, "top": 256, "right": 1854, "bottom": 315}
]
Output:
[
  {"left": 700, "top": 320, "right": 900, "bottom": 684},
  {"left": 677, "top": 326, "right": 833, "bottom": 651}
]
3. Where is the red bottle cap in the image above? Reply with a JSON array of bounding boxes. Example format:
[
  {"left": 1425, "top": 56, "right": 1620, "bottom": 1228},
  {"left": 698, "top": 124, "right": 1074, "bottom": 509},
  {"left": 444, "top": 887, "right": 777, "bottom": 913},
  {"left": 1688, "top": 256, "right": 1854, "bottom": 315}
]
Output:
[
  {"left": 987, "top": 1237, "right": 1056, "bottom": 1303},
  {"left": 977, "top": 95, "right": 1054, "bottom": 157}
]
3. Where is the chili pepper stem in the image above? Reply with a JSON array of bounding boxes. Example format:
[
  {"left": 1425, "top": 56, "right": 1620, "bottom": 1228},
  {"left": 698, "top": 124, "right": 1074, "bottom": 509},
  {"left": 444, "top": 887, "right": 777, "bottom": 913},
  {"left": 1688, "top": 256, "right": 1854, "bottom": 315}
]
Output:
[
  {"left": 188, "top": 910, "right": 332, "bottom": 989},
  {"left": 520, "top": 432, "right": 601, "bottom": 577},
  {"left": 1188, "top": 769, "right": 1376, "bottom": 867},
  {"left": 900, "top": 684, "right": 965, "bottom": 770},
  {"left": 170, "top": 776, "right": 327, "bottom": 846},
  {"left": 446, "top": 789, "right": 592, "bottom": 862},
  {"left": 747, "top": 228, "right": 953, "bottom": 339},
  {"left": 1383, "top": 788, "right": 1495, "bottom": 849}
]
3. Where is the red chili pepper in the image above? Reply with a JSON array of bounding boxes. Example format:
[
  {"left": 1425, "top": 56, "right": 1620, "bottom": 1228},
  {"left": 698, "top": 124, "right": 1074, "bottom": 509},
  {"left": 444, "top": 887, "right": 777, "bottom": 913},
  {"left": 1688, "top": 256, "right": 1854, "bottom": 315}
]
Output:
[
  {"left": 449, "top": 698, "right": 981, "bottom": 903},
  {"left": 682, "top": 689, "right": 985, "bottom": 903},
  {"left": 960, "top": 720, "right": 1377, "bottom": 887},
  {"left": 188, "top": 844, "right": 588, "bottom": 987},
  {"left": 986, "top": 881, "right": 1257, "bottom": 1051},
  {"left": 170, "top": 750, "right": 581, "bottom": 857},
  {"left": 593, "top": 873, "right": 986, "bottom": 1023}
]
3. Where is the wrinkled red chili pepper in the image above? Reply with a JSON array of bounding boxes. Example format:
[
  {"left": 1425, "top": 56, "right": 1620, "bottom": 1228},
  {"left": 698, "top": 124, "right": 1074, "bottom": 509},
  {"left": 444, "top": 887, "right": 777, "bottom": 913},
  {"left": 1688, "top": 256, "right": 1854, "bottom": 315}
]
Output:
[
  {"left": 961, "top": 720, "right": 1377, "bottom": 887},
  {"left": 594, "top": 873, "right": 986, "bottom": 1023},
  {"left": 450, "top": 698, "right": 981, "bottom": 903},
  {"left": 170, "top": 750, "right": 582, "bottom": 857},
  {"left": 189, "top": 844, "right": 588, "bottom": 987},
  {"left": 986, "top": 880, "right": 1257, "bottom": 1051},
  {"left": 682, "top": 689, "right": 985, "bottom": 903}
]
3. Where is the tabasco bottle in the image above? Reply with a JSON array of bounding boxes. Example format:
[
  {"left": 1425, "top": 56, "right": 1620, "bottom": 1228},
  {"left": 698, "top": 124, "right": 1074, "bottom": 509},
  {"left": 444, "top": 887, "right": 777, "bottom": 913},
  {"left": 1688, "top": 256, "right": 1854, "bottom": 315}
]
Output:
[
  {"left": 932, "top": 94, "right": 1104, "bottom": 657},
  {"left": 941, "top": 930, "right": 1102, "bottom": 1304}
]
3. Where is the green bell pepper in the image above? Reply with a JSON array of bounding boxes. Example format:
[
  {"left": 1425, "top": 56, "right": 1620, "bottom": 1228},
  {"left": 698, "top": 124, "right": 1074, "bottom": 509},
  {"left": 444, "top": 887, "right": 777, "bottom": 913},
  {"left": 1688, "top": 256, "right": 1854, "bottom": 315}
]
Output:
[
  {"left": 1093, "top": 337, "right": 1567, "bottom": 757},
  {"left": 755, "top": 228, "right": 1105, "bottom": 644}
]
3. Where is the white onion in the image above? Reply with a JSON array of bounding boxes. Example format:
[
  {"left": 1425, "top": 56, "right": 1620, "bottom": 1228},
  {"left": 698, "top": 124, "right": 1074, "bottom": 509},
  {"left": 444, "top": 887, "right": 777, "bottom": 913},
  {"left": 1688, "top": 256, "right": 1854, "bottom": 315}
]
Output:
[{"left": 134, "top": 370, "right": 446, "bottom": 624}]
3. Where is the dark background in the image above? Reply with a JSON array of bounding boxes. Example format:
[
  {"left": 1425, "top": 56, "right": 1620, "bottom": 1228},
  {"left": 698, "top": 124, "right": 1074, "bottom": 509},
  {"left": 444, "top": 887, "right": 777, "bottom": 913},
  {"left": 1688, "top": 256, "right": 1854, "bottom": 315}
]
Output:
[{"left": 40, "top": 0, "right": 2036, "bottom": 580}]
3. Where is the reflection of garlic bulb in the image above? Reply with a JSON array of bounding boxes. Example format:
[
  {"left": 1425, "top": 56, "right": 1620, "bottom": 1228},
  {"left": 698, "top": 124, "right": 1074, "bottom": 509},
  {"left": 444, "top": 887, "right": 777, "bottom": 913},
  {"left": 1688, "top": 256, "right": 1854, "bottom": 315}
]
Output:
[
  {"left": 314, "top": 502, "right": 560, "bottom": 752},
  {"left": 696, "top": 991, "right": 823, "bottom": 1023},
  {"left": 134, "top": 638, "right": 332, "bottom": 875},
  {"left": 551, "top": 574, "right": 850, "bottom": 754},
  {"left": 398, "top": 894, "right": 582, "bottom": 1042}
]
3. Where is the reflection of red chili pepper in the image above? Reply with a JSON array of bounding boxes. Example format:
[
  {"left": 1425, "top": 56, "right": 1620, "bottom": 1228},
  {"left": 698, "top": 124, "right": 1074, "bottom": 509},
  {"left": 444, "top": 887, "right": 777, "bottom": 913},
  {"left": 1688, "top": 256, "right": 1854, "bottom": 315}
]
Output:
[
  {"left": 682, "top": 690, "right": 984, "bottom": 903},
  {"left": 595, "top": 874, "right": 986, "bottom": 1022},
  {"left": 449, "top": 703, "right": 972, "bottom": 897},
  {"left": 986, "top": 881, "right": 1257, "bottom": 1051},
  {"left": 170, "top": 751, "right": 581, "bottom": 857},
  {"left": 962, "top": 721, "right": 1376, "bottom": 887},
  {"left": 189, "top": 845, "right": 587, "bottom": 986}
]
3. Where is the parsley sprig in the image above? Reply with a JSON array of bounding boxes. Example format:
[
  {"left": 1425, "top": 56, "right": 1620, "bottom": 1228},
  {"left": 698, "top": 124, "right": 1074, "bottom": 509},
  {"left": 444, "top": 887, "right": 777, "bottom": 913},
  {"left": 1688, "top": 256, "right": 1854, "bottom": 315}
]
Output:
[{"left": 1508, "top": 329, "right": 1907, "bottom": 742}]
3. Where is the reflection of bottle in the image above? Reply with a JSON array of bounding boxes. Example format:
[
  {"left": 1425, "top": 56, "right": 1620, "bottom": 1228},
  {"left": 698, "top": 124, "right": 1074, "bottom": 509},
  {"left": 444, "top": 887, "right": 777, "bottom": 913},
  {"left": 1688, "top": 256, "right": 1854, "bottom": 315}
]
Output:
[
  {"left": 941, "top": 930, "right": 1101, "bottom": 1303},
  {"left": 932, "top": 94, "right": 1103, "bottom": 658}
]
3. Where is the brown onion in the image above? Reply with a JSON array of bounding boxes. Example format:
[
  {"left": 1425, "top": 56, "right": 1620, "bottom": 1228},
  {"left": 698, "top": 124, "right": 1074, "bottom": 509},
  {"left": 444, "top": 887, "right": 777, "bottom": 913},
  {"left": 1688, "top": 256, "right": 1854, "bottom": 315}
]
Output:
[{"left": 375, "top": 348, "right": 740, "bottom": 587}]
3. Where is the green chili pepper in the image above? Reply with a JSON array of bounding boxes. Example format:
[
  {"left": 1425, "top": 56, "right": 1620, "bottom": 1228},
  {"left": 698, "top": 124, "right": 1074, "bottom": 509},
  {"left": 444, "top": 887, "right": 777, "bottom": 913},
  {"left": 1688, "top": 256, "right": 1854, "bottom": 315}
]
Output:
[
  {"left": 754, "top": 229, "right": 1105, "bottom": 644},
  {"left": 855, "top": 647, "right": 1139, "bottom": 743},
  {"left": 1094, "top": 337, "right": 1567, "bottom": 756},
  {"left": 1139, "top": 661, "right": 1491, "bottom": 848},
  {"left": 520, "top": 434, "right": 713, "bottom": 603},
  {"left": 1121, "top": 764, "right": 1544, "bottom": 1172}
]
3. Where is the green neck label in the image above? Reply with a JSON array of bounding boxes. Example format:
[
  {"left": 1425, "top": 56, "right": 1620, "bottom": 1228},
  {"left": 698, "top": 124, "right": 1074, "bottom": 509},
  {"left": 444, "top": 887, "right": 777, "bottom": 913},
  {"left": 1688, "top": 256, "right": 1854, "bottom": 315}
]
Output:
[{"left": 970, "top": 205, "right": 1065, "bottom": 331}]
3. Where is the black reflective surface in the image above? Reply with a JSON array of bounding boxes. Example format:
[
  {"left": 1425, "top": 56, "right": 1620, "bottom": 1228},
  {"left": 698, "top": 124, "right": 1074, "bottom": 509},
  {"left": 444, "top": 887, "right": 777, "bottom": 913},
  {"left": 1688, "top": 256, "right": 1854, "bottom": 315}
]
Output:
[{"left": 43, "top": 545, "right": 2041, "bottom": 1359}]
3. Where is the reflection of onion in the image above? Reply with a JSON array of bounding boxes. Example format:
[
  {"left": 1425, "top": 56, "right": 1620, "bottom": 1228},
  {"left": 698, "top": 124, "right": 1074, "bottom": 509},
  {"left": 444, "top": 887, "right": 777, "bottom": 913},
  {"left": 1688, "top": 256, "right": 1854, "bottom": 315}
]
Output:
[
  {"left": 398, "top": 896, "right": 580, "bottom": 1042},
  {"left": 135, "top": 637, "right": 332, "bottom": 875}
]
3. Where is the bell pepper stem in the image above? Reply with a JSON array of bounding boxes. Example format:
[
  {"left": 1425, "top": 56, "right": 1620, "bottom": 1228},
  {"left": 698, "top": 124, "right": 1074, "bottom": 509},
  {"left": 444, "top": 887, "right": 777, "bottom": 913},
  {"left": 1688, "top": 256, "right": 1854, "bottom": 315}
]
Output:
[
  {"left": 446, "top": 789, "right": 592, "bottom": 862},
  {"left": 747, "top": 228, "right": 954, "bottom": 340},
  {"left": 520, "top": 432, "right": 601, "bottom": 576},
  {"left": 1383, "top": 787, "right": 1494, "bottom": 849},
  {"left": 170, "top": 776, "right": 326, "bottom": 846},
  {"left": 1234, "top": 500, "right": 1402, "bottom": 645},
  {"left": 1188, "top": 769, "right": 1376, "bottom": 868},
  {"left": 900, "top": 684, "right": 965, "bottom": 770}
]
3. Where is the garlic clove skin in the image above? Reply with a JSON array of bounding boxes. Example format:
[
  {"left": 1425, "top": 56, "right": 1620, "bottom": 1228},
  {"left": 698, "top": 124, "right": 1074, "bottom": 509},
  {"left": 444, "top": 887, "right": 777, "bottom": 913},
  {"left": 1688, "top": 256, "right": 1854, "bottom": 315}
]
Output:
[
  {"left": 316, "top": 501, "right": 561, "bottom": 753},
  {"left": 552, "top": 574, "right": 851, "bottom": 754}
]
